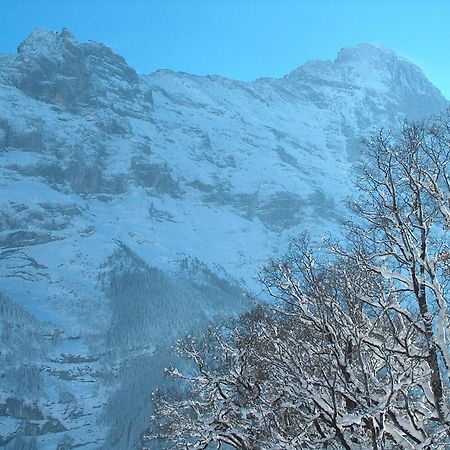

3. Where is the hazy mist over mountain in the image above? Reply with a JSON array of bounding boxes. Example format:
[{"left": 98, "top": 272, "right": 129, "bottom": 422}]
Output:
[{"left": 0, "top": 28, "right": 447, "bottom": 449}]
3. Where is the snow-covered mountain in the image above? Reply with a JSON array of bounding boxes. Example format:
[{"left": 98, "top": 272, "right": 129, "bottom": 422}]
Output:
[{"left": 0, "top": 28, "right": 447, "bottom": 449}]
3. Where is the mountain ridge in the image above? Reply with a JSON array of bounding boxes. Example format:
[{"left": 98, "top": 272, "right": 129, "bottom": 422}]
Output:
[{"left": 0, "top": 28, "right": 448, "bottom": 449}]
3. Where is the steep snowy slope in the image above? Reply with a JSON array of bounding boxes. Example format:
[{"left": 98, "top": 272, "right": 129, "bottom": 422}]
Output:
[{"left": 0, "top": 29, "right": 447, "bottom": 449}]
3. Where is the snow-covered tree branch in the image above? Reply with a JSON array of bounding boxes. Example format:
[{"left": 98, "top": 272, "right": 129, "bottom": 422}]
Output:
[
  {"left": 148, "top": 115, "right": 450, "bottom": 449},
  {"left": 346, "top": 115, "right": 450, "bottom": 432}
]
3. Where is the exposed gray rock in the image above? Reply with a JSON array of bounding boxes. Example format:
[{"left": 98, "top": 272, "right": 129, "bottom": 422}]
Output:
[
  {"left": 131, "top": 157, "right": 181, "bottom": 196},
  {"left": 0, "top": 231, "right": 61, "bottom": 249},
  {"left": 95, "top": 110, "right": 132, "bottom": 135},
  {"left": 9, "top": 28, "right": 142, "bottom": 110},
  {"left": 0, "top": 398, "right": 44, "bottom": 420},
  {"left": 10, "top": 29, "right": 90, "bottom": 107},
  {"left": 0, "top": 203, "right": 81, "bottom": 232},
  {"left": 83, "top": 40, "right": 139, "bottom": 106},
  {"left": 65, "top": 157, "right": 104, "bottom": 194},
  {"left": 257, "top": 191, "right": 304, "bottom": 231},
  {"left": 6, "top": 118, "right": 44, "bottom": 151},
  {"left": 23, "top": 419, "right": 66, "bottom": 436},
  {"left": 0, "top": 117, "right": 9, "bottom": 149},
  {"left": 306, "top": 189, "right": 343, "bottom": 222},
  {"left": 202, "top": 186, "right": 304, "bottom": 228}
]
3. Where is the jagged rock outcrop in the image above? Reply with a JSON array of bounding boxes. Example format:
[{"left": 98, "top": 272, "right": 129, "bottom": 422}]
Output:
[{"left": 9, "top": 28, "right": 142, "bottom": 109}]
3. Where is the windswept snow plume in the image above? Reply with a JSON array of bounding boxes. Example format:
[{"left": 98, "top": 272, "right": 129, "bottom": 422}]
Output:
[{"left": 0, "top": 29, "right": 447, "bottom": 448}]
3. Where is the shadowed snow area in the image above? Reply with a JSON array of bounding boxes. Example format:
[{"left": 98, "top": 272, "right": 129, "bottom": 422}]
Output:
[{"left": 0, "top": 28, "right": 447, "bottom": 449}]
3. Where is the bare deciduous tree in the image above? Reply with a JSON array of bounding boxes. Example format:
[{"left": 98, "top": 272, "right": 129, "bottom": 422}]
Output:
[
  {"left": 342, "top": 116, "right": 450, "bottom": 434},
  {"left": 148, "top": 115, "right": 450, "bottom": 449}
]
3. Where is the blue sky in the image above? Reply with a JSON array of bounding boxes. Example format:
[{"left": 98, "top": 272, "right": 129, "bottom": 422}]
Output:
[{"left": 1, "top": 0, "right": 450, "bottom": 97}]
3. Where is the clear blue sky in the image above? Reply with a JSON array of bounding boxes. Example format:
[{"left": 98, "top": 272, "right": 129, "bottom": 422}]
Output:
[{"left": 1, "top": 0, "right": 450, "bottom": 98}]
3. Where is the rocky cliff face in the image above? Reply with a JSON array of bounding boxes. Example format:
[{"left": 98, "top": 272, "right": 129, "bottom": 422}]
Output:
[
  {"left": 0, "top": 29, "right": 447, "bottom": 449},
  {"left": 9, "top": 28, "right": 142, "bottom": 109}
]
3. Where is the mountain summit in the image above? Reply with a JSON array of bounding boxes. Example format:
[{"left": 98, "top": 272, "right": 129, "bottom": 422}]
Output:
[
  {"left": 286, "top": 42, "right": 445, "bottom": 120},
  {"left": 9, "top": 28, "right": 141, "bottom": 108},
  {"left": 0, "top": 29, "right": 447, "bottom": 449}
]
